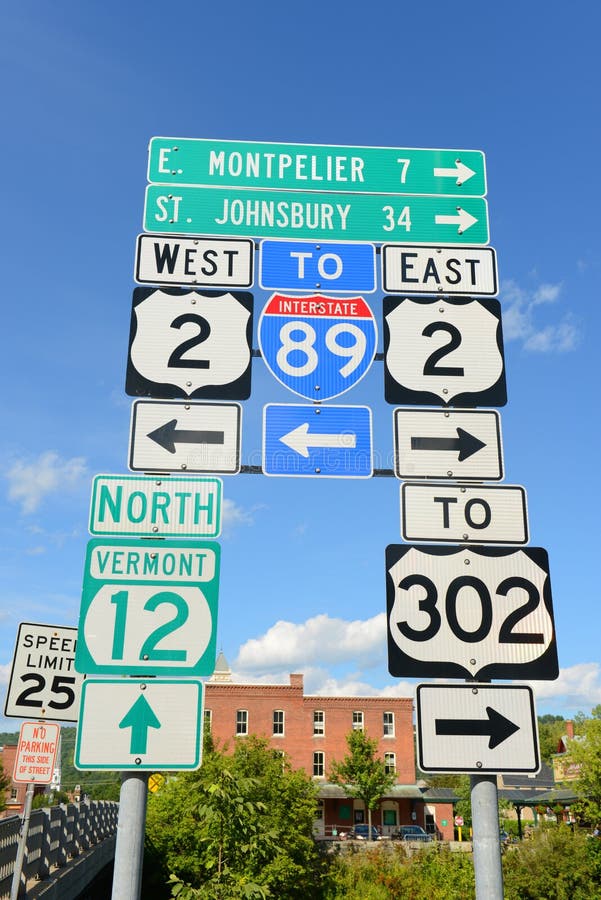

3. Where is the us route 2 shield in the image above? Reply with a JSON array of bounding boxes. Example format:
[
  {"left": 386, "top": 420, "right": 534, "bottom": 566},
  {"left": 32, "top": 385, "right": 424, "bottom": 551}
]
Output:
[
  {"left": 386, "top": 544, "right": 559, "bottom": 681},
  {"left": 384, "top": 296, "right": 507, "bottom": 407},
  {"left": 125, "top": 287, "right": 253, "bottom": 400}
]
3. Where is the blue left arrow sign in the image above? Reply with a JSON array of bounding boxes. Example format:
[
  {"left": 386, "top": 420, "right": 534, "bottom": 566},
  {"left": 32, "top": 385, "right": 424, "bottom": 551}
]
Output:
[
  {"left": 263, "top": 404, "right": 373, "bottom": 478},
  {"left": 260, "top": 240, "right": 376, "bottom": 293}
]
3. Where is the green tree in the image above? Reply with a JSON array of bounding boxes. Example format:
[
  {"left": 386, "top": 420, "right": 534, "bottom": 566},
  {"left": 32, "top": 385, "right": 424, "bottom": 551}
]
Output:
[
  {"left": 328, "top": 730, "right": 395, "bottom": 840},
  {"left": 0, "top": 760, "right": 9, "bottom": 812},
  {"left": 537, "top": 714, "right": 566, "bottom": 763},
  {"left": 146, "top": 735, "right": 324, "bottom": 899},
  {"left": 565, "top": 713, "right": 601, "bottom": 825}
]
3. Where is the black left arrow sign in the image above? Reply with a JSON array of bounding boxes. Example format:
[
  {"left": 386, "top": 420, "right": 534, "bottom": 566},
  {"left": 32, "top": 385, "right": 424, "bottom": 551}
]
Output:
[
  {"left": 435, "top": 706, "right": 520, "bottom": 750},
  {"left": 147, "top": 419, "right": 225, "bottom": 454}
]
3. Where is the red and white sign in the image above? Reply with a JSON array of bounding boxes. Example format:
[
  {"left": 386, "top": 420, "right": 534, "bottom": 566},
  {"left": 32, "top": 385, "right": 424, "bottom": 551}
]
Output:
[
  {"left": 13, "top": 721, "right": 60, "bottom": 783},
  {"left": 455, "top": 815, "right": 464, "bottom": 827}
]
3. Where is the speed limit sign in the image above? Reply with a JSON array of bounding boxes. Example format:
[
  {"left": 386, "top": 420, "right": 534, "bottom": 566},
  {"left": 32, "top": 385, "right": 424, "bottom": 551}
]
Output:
[
  {"left": 386, "top": 544, "right": 559, "bottom": 682},
  {"left": 4, "top": 623, "right": 84, "bottom": 722},
  {"left": 258, "top": 293, "right": 377, "bottom": 401},
  {"left": 125, "top": 287, "right": 253, "bottom": 400}
]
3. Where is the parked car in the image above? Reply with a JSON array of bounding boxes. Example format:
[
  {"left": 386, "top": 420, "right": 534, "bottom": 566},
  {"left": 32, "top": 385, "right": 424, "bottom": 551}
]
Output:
[
  {"left": 391, "top": 825, "right": 432, "bottom": 842},
  {"left": 346, "top": 824, "right": 383, "bottom": 840}
]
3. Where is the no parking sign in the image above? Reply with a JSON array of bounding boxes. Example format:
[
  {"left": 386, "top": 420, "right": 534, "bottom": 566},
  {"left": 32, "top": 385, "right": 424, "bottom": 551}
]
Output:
[{"left": 258, "top": 293, "right": 377, "bottom": 401}]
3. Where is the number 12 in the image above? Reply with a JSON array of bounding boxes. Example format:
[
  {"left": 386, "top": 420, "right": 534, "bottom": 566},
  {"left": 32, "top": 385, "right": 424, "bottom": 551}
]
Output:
[{"left": 110, "top": 590, "right": 188, "bottom": 661}]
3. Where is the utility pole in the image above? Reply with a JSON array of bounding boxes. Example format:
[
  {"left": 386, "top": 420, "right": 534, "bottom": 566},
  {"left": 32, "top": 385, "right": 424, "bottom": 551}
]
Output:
[{"left": 470, "top": 775, "right": 504, "bottom": 900}]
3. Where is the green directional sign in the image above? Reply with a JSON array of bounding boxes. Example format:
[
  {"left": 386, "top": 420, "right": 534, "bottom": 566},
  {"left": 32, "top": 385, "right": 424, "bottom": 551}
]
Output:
[
  {"left": 75, "top": 538, "right": 220, "bottom": 676},
  {"left": 148, "top": 137, "right": 487, "bottom": 197},
  {"left": 144, "top": 185, "right": 489, "bottom": 245}
]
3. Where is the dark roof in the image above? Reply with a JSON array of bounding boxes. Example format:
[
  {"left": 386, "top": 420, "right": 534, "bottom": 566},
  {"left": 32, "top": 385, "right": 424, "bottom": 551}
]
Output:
[
  {"left": 420, "top": 787, "right": 458, "bottom": 803},
  {"left": 500, "top": 763, "right": 555, "bottom": 790}
]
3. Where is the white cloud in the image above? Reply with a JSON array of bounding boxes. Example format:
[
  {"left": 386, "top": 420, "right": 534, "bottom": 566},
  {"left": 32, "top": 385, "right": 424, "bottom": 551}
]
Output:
[
  {"left": 235, "top": 612, "right": 386, "bottom": 672},
  {"left": 500, "top": 278, "right": 579, "bottom": 352},
  {"left": 0, "top": 663, "right": 11, "bottom": 686},
  {"left": 221, "top": 498, "right": 265, "bottom": 537},
  {"left": 5, "top": 451, "right": 88, "bottom": 514},
  {"left": 529, "top": 663, "right": 601, "bottom": 714}
]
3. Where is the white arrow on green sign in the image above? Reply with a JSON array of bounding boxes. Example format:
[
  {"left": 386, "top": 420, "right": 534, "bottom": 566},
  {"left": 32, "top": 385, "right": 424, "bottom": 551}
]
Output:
[
  {"left": 148, "top": 137, "right": 487, "bottom": 196},
  {"left": 144, "top": 186, "right": 489, "bottom": 245},
  {"left": 75, "top": 538, "right": 219, "bottom": 676}
]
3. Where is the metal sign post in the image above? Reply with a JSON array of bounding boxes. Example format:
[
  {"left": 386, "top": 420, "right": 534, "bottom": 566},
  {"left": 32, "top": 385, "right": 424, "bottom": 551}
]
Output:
[
  {"left": 111, "top": 772, "right": 148, "bottom": 900},
  {"left": 470, "top": 775, "right": 504, "bottom": 900},
  {"left": 9, "top": 782, "right": 35, "bottom": 900}
]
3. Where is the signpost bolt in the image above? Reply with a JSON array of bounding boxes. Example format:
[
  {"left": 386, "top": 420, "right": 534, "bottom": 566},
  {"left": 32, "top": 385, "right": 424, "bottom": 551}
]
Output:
[
  {"left": 315, "top": 468, "right": 321, "bottom": 474},
  {"left": 442, "top": 389, "right": 449, "bottom": 395},
  {"left": 476, "top": 761, "right": 482, "bottom": 768},
  {"left": 444, "top": 412, "right": 450, "bottom": 417},
  {"left": 470, "top": 659, "right": 477, "bottom": 665},
  {"left": 463, "top": 534, "right": 469, "bottom": 540},
  {"left": 315, "top": 385, "right": 320, "bottom": 392},
  {"left": 315, "top": 408, "right": 321, "bottom": 415},
  {"left": 191, "top": 298, "right": 196, "bottom": 304},
  {"left": 193, "top": 240, "right": 199, "bottom": 245},
  {"left": 472, "top": 687, "right": 479, "bottom": 695},
  {"left": 316, "top": 245, "right": 321, "bottom": 250},
  {"left": 315, "top": 283, "right": 321, "bottom": 288},
  {"left": 447, "top": 470, "right": 453, "bottom": 476},
  {"left": 464, "top": 558, "right": 470, "bottom": 565},
  {"left": 186, "top": 381, "right": 192, "bottom": 387},
  {"left": 185, "top": 404, "right": 190, "bottom": 410},
  {"left": 439, "top": 307, "right": 445, "bottom": 312},
  {"left": 143, "top": 655, "right": 149, "bottom": 660},
  {"left": 461, "top": 487, "right": 466, "bottom": 493},
  {"left": 172, "top": 147, "right": 179, "bottom": 151},
  {"left": 181, "top": 464, "right": 187, "bottom": 470},
  {"left": 152, "top": 526, "right": 158, "bottom": 532},
  {"left": 135, "top": 757, "right": 142, "bottom": 765},
  {"left": 140, "top": 683, "right": 147, "bottom": 690}
]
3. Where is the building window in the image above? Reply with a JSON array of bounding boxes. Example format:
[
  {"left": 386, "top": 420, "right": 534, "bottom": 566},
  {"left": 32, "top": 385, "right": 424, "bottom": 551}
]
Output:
[
  {"left": 383, "top": 711, "right": 395, "bottom": 737},
  {"left": 204, "top": 709, "right": 212, "bottom": 731},
  {"left": 313, "top": 751, "right": 325, "bottom": 778},
  {"left": 10, "top": 788, "right": 18, "bottom": 801},
  {"left": 315, "top": 799, "right": 324, "bottom": 820},
  {"left": 236, "top": 709, "right": 248, "bottom": 735},
  {"left": 352, "top": 711, "right": 364, "bottom": 731},
  {"left": 313, "top": 710, "right": 325, "bottom": 736},
  {"left": 273, "top": 710, "right": 285, "bottom": 735},
  {"left": 384, "top": 752, "right": 396, "bottom": 775}
]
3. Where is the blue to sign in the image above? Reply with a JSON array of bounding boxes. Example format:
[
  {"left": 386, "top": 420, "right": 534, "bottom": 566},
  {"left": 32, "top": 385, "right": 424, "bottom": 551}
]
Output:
[
  {"left": 260, "top": 240, "right": 376, "bottom": 293},
  {"left": 258, "top": 293, "right": 378, "bottom": 401},
  {"left": 263, "top": 404, "right": 373, "bottom": 478}
]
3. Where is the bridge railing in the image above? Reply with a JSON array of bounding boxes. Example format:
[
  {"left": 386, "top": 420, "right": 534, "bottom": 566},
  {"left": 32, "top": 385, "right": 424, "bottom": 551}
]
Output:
[{"left": 0, "top": 800, "right": 119, "bottom": 898}]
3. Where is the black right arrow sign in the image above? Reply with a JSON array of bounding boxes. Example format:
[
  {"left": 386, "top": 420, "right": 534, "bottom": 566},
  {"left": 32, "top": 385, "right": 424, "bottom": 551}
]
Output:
[
  {"left": 410, "top": 427, "right": 486, "bottom": 461},
  {"left": 435, "top": 706, "right": 520, "bottom": 749}
]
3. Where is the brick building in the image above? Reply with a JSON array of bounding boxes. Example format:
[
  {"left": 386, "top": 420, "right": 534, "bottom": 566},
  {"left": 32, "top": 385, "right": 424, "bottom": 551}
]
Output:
[{"left": 205, "top": 654, "right": 454, "bottom": 840}]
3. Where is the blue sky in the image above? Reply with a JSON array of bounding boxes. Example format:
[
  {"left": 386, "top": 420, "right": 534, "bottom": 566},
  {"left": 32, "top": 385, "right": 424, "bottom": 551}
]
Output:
[{"left": 1, "top": 0, "right": 600, "bottom": 733}]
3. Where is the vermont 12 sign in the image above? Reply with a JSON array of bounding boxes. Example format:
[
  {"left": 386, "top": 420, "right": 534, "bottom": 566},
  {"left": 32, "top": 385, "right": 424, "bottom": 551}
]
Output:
[
  {"left": 148, "top": 137, "right": 487, "bottom": 196},
  {"left": 75, "top": 538, "right": 220, "bottom": 676}
]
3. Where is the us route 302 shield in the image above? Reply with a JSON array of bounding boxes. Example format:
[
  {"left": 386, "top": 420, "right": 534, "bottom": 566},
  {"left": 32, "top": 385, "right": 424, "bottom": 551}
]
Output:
[{"left": 386, "top": 544, "right": 559, "bottom": 681}]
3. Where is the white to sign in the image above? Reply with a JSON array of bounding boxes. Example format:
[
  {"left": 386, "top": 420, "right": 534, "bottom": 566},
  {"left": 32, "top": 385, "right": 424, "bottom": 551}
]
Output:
[
  {"left": 129, "top": 400, "right": 241, "bottom": 475},
  {"left": 4, "top": 623, "right": 83, "bottom": 722},
  {"left": 394, "top": 408, "right": 504, "bottom": 481},
  {"left": 386, "top": 544, "right": 558, "bottom": 681},
  {"left": 384, "top": 297, "right": 507, "bottom": 407},
  {"left": 89, "top": 474, "right": 222, "bottom": 538},
  {"left": 125, "top": 288, "right": 253, "bottom": 401},
  {"left": 75, "top": 678, "right": 203, "bottom": 771},
  {"left": 13, "top": 721, "right": 61, "bottom": 783},
  {"left": 382, "top": 245, "right": 498, "bottom": 296},
  {"left": 135, "top": 234, "right": 254, "bottom": 287},
  {"left": 75, "top": 538, "right": 220, "bottom": 676},
  {"left": 400, "top": 483, "right": 528, "bottom": 544},
  {"left": 416, "top": 683, "right": 540, "bottom": 774}
]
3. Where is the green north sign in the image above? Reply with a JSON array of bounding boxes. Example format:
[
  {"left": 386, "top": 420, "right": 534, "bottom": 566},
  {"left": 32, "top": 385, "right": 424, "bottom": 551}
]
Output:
[
  {"left": 144, "top": 185, "right": 489, "bottom": 245},
  {"left": 148, "top": 137, "right": 487, "bottom": 197}
]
